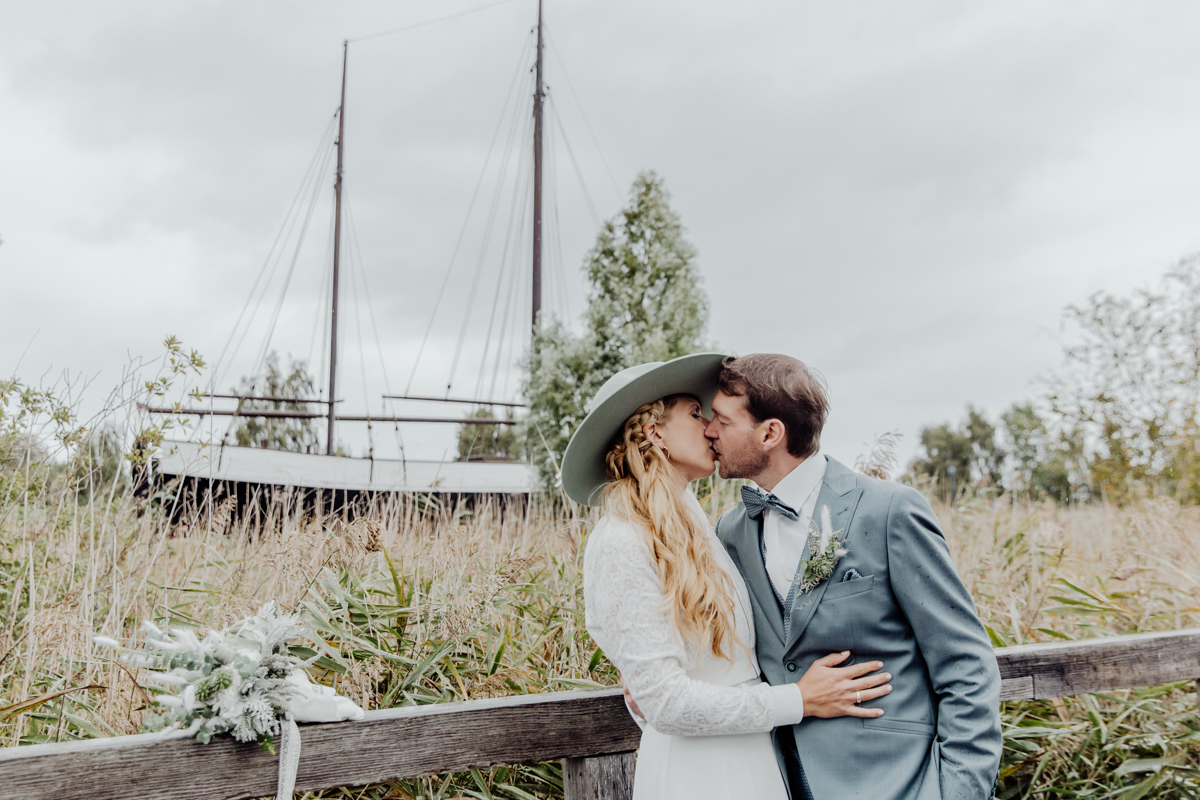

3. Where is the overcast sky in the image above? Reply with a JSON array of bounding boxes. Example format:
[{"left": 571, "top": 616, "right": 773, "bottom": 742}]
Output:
[{"left": 3, "top": 1, "right": 1200, "bottom": 466}]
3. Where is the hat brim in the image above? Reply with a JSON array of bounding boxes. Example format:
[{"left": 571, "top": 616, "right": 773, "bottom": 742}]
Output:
[{"left": 560, "top": 352, "right": 728, "bottom": 506}]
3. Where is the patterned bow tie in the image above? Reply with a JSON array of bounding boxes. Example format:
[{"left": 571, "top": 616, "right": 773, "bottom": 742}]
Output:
[{"left": 741, "top": 485, "right": 799, "bottom": 521}]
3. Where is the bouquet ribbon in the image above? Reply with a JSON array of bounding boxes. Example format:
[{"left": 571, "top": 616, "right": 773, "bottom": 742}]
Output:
[
  {"left": 277, "top": 716, "right": 302, "bottom": 798},
  {"left": 277, "top": 671, "right": 365, "bottom": 797}
]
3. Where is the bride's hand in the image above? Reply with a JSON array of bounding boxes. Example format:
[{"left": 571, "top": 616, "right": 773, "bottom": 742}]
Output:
[{"left": 797, "top": 651, "right": 891, "bottom": 718}]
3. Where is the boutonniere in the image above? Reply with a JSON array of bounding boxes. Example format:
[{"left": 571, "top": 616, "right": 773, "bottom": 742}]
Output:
[{"left": 797, "top": 506, "right": 848, "bottom": 593}]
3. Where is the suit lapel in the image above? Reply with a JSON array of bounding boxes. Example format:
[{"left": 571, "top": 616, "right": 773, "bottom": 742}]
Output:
[
  {"left": 783, "top": 458, "right": 864, "bottom": 651},
  {"left": 720, "top": 507, "right": 787, "bottom": 645}
]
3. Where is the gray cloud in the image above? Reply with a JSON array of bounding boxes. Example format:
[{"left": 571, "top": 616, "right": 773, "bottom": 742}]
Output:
[{"left": 3, "top": 0, "right": 1200, "bottom": 465}]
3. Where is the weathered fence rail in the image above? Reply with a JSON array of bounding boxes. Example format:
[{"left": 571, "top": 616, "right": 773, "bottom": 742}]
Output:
[{"left": 2, "top": 629, "right": 1198, "bottom": 800}]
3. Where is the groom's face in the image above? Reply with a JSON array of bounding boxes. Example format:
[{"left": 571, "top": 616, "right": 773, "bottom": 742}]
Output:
[{"left": 705, "top": 390, "right": 770, "bottom": 480}]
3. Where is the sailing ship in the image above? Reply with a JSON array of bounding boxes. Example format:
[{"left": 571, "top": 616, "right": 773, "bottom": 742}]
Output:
[{"left": 143, "top": 1, "right": 578, "bottom": 502}]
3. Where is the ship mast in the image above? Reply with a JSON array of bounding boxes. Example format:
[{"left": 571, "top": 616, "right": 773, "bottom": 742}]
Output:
[
  {"left": 531, "top": 0, "right": 545, "bottom": 331},
  {"left": 327, "top": 40, "right": 347, "bottom": 455}
]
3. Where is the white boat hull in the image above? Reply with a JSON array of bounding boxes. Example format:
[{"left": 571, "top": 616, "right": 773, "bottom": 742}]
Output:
[{"left": 153, "top": 440, "right": 533, "bottom": 494}]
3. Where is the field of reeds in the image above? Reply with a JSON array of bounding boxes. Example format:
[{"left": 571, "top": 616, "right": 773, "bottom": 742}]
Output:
[{"left": 3, "top": 405, "right": 1200, "bottom": 798}]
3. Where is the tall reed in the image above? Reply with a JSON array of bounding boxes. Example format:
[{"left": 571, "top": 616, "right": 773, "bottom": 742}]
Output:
[{"left": 2, "top": 382, "right": 1199, "bottom": 797}]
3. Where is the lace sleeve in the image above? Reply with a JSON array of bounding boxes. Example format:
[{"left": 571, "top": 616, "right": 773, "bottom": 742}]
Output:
[{"left": 583, "top": 517, "right": 804, "bottom": 737}]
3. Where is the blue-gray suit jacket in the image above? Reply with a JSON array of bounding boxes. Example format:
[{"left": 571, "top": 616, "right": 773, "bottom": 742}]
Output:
[{"left": 716, "top": 457, "right": 1001, "bottom": 800}]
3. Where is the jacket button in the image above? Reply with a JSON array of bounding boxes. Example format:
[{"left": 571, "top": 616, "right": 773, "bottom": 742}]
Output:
[{"left": 785, "top": 661, "right": 798, "bottom": 673}]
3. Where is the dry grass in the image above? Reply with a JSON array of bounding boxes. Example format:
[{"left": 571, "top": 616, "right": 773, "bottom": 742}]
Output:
[
  {"left": 946, "top": 495, "right": 1200, "bottom": 643},
  {"left": 3, "top": 439, "right": 1200, "bottom": 798},
  {"left": 944, "top": 495, "right": 1200, "bottom": 797}
]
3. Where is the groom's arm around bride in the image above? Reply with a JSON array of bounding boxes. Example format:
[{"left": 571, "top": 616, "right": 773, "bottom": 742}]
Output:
[{"left": 709, "top": 354, "right": 1001, "bottom": 800}]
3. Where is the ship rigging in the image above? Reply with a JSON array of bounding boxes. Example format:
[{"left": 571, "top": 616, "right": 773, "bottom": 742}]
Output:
[{"left": 143, "top": 0, "right": 608, "bottom": 497}]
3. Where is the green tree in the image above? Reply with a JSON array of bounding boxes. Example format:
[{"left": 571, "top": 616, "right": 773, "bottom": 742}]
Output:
[
  {"left": 908, "top": 406, "right": 1005, "bottom": 498},
  {"left": 1002, "top": 403, "right": 1044, "bottom": 494},
  {"left": 1046, "top": 257, "right": 1200, "bottom": 503},
  {"left": 1172, "top": 412, "right": 1200, "bottom": 504},
  {"left": 966, "top": 406, "right": 1005, "bottom": 489},
  {"left": 1001, "top": 403, "right": 1075, "bottom": 502},
  {"left": 909, "top": 422, "right": 972, "bottom": 499},
  {"left": 456, "top": 407, "right": 521, "bottom": 461},
  {"left": 1033, "top": 434, "right": 1079, "bottom": 503},
  {"left": 584, "top": 172, "right": 708, "bottom": 374},
  {"left": 522, "top": 171, "right": 709, "bottom": 488},
  {"left": 231, "top": 352, "right": 321, "bottom": 452}
]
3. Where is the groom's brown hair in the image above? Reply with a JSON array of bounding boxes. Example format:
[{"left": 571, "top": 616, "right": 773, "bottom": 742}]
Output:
[{"left": 718, "top": 354, "right": 829, "bottom": 459}]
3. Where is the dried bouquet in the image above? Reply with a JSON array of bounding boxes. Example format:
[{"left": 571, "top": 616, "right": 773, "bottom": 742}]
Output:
[{"left": 94, "top": 602, "right": 362, "bottom": 752}]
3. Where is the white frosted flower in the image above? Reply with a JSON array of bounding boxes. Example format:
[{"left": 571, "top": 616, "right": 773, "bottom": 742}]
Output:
[
  {"left": 98, "top": 600, "right": 356, "bottom": 750},
  {"left": 143, "top": 673, "right": 192, "bottom": 688},
  {"left": 210, "top": 676, "right": 246, "bottom": 720},
  {"left": 243, "top": 688, "right": 273, "bottom": 723},
  {"left": 172, "top": 628, "right": 204, "bottom": 651},
  {"left": 818, "top": 506, "right": 835, "bottom": 551},
  {"left": 146, "top": 638, "right": 187, "bottom": 652}
]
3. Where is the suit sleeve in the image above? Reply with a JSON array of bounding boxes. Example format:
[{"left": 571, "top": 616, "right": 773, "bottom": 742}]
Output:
[{"left": 886, "top": 487, "right": 1001, "bottom": 799}]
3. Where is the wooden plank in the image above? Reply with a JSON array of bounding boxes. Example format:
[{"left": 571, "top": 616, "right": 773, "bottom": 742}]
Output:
[
  {"left": 564, "top": 753, "right": 637, "bottom": 800},
  {"left": 3, "top": 630, "right": 1200, "bottom": 800},
  {"left": 994, "top": 629, "right": 1200, "bottom": 700},
  {"left": 0, "top": 689, "right": 641, "bottom": 800},
  {"left": 998, "top": 675, "right": 1034, "bottom": 701}
]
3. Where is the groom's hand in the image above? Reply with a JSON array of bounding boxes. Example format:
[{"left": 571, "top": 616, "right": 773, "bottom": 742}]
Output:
[
  {"left": 798, "top": 651, "right": 891, "bottom": 718},
  {"left": 619, "top": 672, "right": 645, "bottom": 720}
]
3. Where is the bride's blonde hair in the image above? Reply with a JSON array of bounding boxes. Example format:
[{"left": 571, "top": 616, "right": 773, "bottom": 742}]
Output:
[{"left": 603, "top": 396, "right": 737, "bottom": 660}]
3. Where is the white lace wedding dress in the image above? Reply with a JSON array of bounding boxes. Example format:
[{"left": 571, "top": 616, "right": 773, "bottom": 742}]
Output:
[{"left": 583, "top": 491, "right": 805, "bottom": 799}]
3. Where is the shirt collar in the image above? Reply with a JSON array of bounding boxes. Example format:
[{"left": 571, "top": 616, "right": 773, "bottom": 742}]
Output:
[{"left": 759, "top": 450, "right": 826, "bottom": 510}]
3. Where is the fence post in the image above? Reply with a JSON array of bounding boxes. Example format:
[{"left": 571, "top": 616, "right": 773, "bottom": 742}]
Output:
[{"left": 563, "top": 752, "right": 636, "bottom": 800}]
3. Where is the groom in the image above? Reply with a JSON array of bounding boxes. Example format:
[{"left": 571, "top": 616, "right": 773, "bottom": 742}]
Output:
[{"left": 704, "top": 354, "right": 1001, "bottom": 800}]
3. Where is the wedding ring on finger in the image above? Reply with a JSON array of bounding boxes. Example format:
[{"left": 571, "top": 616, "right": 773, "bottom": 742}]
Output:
[{"left": 855, "top": 690, "right": 862, "bottom": 705}]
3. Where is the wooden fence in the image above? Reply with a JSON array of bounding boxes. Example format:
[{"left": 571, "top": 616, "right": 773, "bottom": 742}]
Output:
[{"left": 2, "top": 629, "right": 1198, "bottom": 800}]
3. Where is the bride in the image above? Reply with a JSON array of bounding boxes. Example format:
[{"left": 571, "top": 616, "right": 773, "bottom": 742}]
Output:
[{"left": 560, "top": 353, "right": 892, "bottom": 799}]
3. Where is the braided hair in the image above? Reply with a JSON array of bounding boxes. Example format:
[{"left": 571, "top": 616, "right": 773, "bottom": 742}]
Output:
[{"left": 603, "top": 396, "right": 737, "bottom": 660}]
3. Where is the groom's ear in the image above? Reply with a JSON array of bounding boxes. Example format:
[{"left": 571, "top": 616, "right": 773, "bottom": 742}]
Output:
[{"left": 758, "top": 419, "right": 788, "bottom": 452}]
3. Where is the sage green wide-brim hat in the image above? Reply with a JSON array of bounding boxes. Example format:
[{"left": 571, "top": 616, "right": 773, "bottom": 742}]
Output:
[{"left": 560, "top": 352, "right": 728, "bottom": 506}]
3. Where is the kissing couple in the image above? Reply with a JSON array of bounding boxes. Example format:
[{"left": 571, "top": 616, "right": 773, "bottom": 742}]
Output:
[{"left": 560, "top": 353, "right": 1002, "bottom": 799}]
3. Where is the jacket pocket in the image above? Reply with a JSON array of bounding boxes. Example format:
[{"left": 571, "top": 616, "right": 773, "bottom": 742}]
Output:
[
  {"left": 862, "top": 717, "right": 935, "bottom": 736},
  {"left": 821, "top": 574, "right": 874, "bottom": 601}
]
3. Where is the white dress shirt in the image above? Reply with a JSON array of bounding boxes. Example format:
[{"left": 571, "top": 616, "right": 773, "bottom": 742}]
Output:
[{"left": 759, "top": 451, "right": 828, "bottom": 599}]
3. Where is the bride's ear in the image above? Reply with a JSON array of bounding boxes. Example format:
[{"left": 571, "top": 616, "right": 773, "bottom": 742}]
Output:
[
  {"left": 642, "top": 422, "right": 671, "bottom": 462},
  {"left": 642, "top": 421, "right": 665, "bottom": 448}
]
